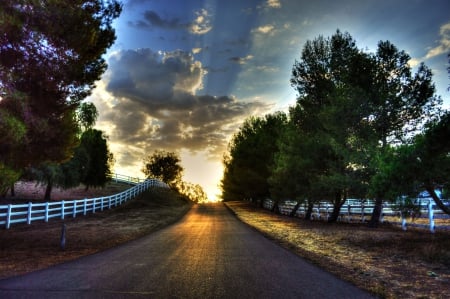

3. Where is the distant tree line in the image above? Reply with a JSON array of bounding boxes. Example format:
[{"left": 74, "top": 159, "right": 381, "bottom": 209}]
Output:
[
  {"left": 221, "top": 30, "right": 450, "bottom": 227},
  {"left": 0, "top": 1, "right": 122, "bottom": 199}
]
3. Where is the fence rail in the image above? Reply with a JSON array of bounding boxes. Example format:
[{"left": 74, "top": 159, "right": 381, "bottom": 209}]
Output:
[
  {"left": 263, "top": 198, "right": 450, "bottom": 233},
  {"left": 0, "top": 176, "right": 168, "bottom": 229}
]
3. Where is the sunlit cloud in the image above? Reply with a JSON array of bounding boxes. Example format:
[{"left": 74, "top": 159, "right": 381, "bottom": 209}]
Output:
[
  {"left": 192, "top": 47, "right": 202, "bottom": 54},
  {"left": 189, "top": 9, "right": 212, "bottom": 35},
  {"left": 424, "top": 22, "right": 450, "bottom": 59},
  {"left": 267, "top": 0, "right": 281, "bottom": 8},
  {"left": 252, "top": 24, "right": 275, "bottom": 35}
]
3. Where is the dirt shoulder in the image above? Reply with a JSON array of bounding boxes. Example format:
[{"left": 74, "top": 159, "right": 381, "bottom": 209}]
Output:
[
  {"left": 225, "top": 201, "right": 450, "bottom": 299},
  {"left": 0, "top": 187, "right": 192, "bottom": 280}
]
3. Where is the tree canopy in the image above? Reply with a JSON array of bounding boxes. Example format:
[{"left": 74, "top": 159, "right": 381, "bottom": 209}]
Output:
[
  {"left": 221, "top": 112, "right": 287, "bottom": 203},
  {"left": 224, "top": 30, "right": 447, "bottom": 223},
  {"left": 142, "top": 150, "right": 184, "bottom": 188},
  {"left": 0, "top": 0, "right": 121, "bottom": 190}
]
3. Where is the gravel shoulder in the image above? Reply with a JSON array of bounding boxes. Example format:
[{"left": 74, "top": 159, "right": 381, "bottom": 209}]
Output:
[{"left": 225, "top": 201, "right": 450, "bottom": 299}]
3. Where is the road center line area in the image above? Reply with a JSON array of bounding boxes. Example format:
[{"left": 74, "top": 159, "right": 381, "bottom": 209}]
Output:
[{"left": 0, "top": 204, "right": 374, "bottom": 298}]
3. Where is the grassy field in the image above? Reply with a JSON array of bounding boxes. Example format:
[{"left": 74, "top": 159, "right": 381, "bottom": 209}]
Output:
[
  {"left": 0, "top": 185, "right": 192, "bottom": 279},
  {"left": 225, "top": 201, "right": 450, "bottom": 299}
]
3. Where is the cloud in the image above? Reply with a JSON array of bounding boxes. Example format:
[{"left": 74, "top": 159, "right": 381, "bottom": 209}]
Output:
[
  {"left": 192, "top": 47, "right": 202, "bottom": 54},
  {"left": 128, "top": 9, "right": 212, "bottom": 35},
  {"left": 252, "top": 24, "right": 275, "bottom": 35},
  {"left": 266, "top": 0, "right": 281, "bottom": 8},
  {"left": 229, "top": 55, "right": 254, "bottom": 65},
  {"left": 188, "top": 9, "right": 212, "bottom": 35},
  {"left": 93, "top": 49, "right": 269, "bottom": 162},
  {"left": 424, "top": 22, "right": 450, "bottom": 59}
]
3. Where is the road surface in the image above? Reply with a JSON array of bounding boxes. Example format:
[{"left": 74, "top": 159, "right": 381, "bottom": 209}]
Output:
[{"left": 0, "top": 204, "right": 373, "bottom": 298}]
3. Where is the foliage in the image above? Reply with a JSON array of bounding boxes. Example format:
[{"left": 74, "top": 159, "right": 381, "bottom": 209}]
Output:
[
  {"left": 286, "top": 30, "right": 377, "bottom": 221},
  {"left": 77, "top": 102, "right": 99, "bottom": 131},
  {"left": 221, "top": 112, "right": 287, "bottom": 202},
  {"left": 142, "top": 150, "right": 184, "bottom": 188},
  {"left": 0, "top": 0, "right": 121, "bottom": 175},
  {"left": 286, "top": 29, "right": 441, "bottom": 224},
  {"left": 176, "top": 181, "right": 208, "bottom": 203},
  {"left": 78, "top": 129, "right": 114, "bottom": 190}
]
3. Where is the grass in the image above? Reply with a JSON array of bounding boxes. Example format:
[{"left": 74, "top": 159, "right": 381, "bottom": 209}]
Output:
[
  {"left": 0, "top": 186, "right": 192, "bottom": 279},
  {"left": 225, "top": 201, "right": 450, "bottom": 299}
]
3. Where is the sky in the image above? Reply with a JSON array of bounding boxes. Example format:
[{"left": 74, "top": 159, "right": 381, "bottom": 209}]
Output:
[{"left": 88, "top": 0, "right": 450, "bottom": 201}]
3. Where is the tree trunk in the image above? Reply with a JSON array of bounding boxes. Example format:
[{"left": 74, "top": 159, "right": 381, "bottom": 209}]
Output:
[
  {"left": 10, "top": 183, "right": 15, "bottom": 197},
  {"left": 368, "top": 197, "right": 383, "bottom": 227},
  {"left": 271, "top": 200, "right": 280, "bottom": 214},
  {"left": 328, "top": 191, "right": 345, "bottom": 223},
  {"left": 289, "top": 201, "right": 301, "bottom": 217},
  {"left": 425, "top": 184, "right": 450, "bottom": 215},
  {"left": 44, "top": 181, "right": 53, "bottom": 201},
  {"left": 305, "top": 201, "right": 314, "bottom": 220}
]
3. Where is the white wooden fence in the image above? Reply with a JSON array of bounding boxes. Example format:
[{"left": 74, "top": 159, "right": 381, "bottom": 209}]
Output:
[
  {"left": 0, "top": 176, "right": 168, "bottom": 229},
  {"left": 263, "top": 198, "right": 450, "bottom": 233}
]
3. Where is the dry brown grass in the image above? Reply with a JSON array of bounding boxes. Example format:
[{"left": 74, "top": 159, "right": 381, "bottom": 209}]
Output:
[
  {"left": 0, "top": 185, "right": 192, "bottom": 280},
  {"left": 225, "top": 201, "right": 450, "bottom": 299}
]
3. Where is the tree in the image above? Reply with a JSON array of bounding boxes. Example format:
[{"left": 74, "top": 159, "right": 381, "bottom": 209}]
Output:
[
  {"left": 142, "top": 150, "right": 184, "bottom": 188},
  {"left": 0, "top": 108, "right": 26, "bottom": 195},
  {"left": 221, "top": 112, "right": 287, "bottom": 203},
  {"left": 289, "top": 30, "right": 441, "bottom": 225},
  {"left": 78, "top": 129, "right": 114, "bottom": 190},
  {"left": 0, "top": 0, "right": 121, "bottom": 175},
  {"left": 366, "top": 42, "right": 440, "bottom": 226},
  {"left": 177, "top": 181, "right": 208, "bottom": 203},
  {"left": 289, "top": 30, "right": 375, "bottom": 222}
]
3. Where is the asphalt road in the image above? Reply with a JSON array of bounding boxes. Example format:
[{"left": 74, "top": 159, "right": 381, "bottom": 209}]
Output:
[{"left": 0, "top": 204, "right": 374, "bottom": 298}]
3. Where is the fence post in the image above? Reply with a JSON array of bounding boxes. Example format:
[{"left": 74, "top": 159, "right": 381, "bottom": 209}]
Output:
[
  {"left": 401, "top": 215, "right": 407, "bottom": 231},
  {"left": 101, "top": 197, "right": 104, "bottom": 211},
  {"left": 61, "top": 200, "right": 65, "bottom": 220},
  {"left": 27, "top": 202, "right": 32, "bottom": 225},
  {"left": 6, "top": 204, "right": 12, "bottom": 229},
  {"left": 93, "top": 198, "right": 96, "bottom": 213},
  {"left": 73, "top": 201, "right": 77, "bottom": 218},
  {"left": 347, "top": 204, "right": 351, "bottom": 222},
  {"left": 361, "top": 203, "right": 365, "bottom": 223},
  {"left": 44, "top": 202, "right": 49, "bottom": 222},
  {"left": 379, "top": 204, "right": 384, "bottom": 223},
  {"left": 428, "top": 200, "right": 435, "bottom": 233},
  {"left": 83, "top": 199, "right": 87, "bottom": 215}
]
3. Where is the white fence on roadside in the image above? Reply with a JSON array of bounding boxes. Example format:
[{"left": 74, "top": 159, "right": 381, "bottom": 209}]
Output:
[
  {"left": 263, "top": 198, "right": 450, "bottom": 233},
  {"left": 0, "top": 176, "right": 168, "bottom": 229}
]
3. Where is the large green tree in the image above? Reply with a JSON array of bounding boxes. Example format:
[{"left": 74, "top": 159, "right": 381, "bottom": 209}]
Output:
[
  {"left": 288, "top": 30, "right": 440, "bottom": 225},
  {"left": 221, "top": 112, "right": 287, "bottom": 203},
  {"left": 287, "top": 31, "right": 376, "bottom": 222},
  {"left": 0, "top": 0, "right": 121, "bottom": 183}
]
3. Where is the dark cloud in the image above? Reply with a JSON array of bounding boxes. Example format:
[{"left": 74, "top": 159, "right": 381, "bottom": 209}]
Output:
[
  {"left": 128, "top": 9, "right": 212, "bottom": 35},
  {"left": 98, "top": 49, "right": 269, "bottom": 159}
]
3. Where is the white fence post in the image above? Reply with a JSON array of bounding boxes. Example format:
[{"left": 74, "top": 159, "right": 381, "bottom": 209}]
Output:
[
  {"left": 6, "top": 204, "right": 12, "bottom": 229},
  {"left": 401, "top": 216, "right": 407, "bottom": 231},
  {"left": 73, "top": 201, "right": 77, "bottom": 218},
  {"left": 27, "top": 202, "right": 32, "bottom": 225},
  {"left": 44, "top": 202, "right": 49, "bottom": 222},
  {"left": 61, "top": 200, "right": 65, "bottom": 220},
  {"left": 83, "top": 199, "right": 87, "bottom": 216},
  {"left": 428, "top": 200, "right": 435, "bottom": 233}
]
